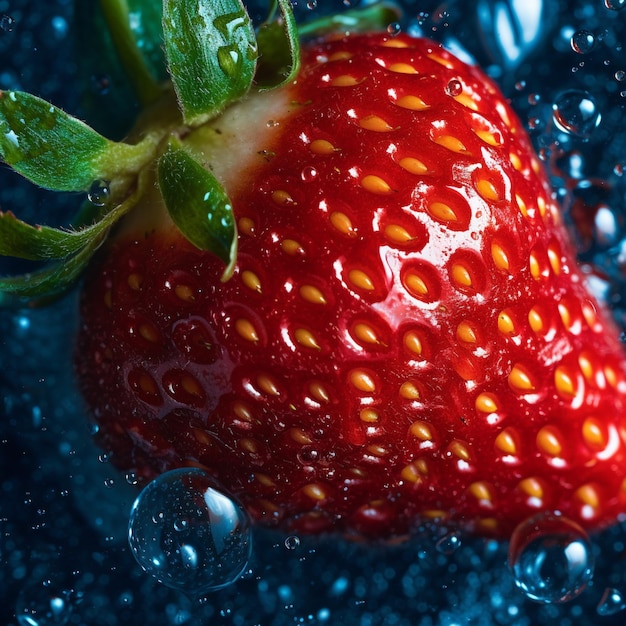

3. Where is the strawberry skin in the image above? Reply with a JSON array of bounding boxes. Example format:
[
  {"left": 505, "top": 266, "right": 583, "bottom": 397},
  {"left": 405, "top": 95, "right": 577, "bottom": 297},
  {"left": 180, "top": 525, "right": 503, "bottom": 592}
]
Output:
[{"left": 77, "top": 32, "right": 626, "bottom": 539}]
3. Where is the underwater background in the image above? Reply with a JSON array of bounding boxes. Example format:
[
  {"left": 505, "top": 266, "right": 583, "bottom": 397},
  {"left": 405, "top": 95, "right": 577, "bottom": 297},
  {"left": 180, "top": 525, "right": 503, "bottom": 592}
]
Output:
[{"left": 3, "top": 0, "right": 626, "bottom": 624}]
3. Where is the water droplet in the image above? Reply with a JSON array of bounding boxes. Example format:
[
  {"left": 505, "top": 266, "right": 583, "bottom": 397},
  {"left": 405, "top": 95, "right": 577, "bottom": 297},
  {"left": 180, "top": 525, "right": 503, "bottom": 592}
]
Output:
[
  {"left": 605, "top": 0, "right": 626, "bottom": 9},
  {"left": 436, "top": 532, "right": 462, "bottom": 555},
  {"left": 528, "top": 93, "right": 541, "bottom": 105},
  {"left": 514, "top": 80, "right": 526, "bottom": 91},
  {"left": 88, "top": 180, "right": 111, "bottom": 207},
  {"left": 0, "top": 14, "right": 15, "bottom": 32},
  {"left": 552, "top": 90, "right": 601, "bottom": 139},
  {"left": 104, "top": 478, "right": 115, "bottom": 489},
  {"left": 128, "top": 468, "right": 252, "bottom": 595},
  {"left": 125, "top": 471, "right": 139, "bottom": 485},
  {"left": 445, "top": 79, "right": 463, "bottom": 97},
  {"left": 597, "top": 587, "right": 626, "bottom": 616},
  {"left": 387, "top": 22, "right": 402, "bottom": 37},
  {"left": 301, "top": 166, "right": 318, "bottom": 183},
  {"left": 508, "top": 513, "right": 594, "bottom": 604},
  {"left": 614, "top": 163, "right": 624, "bottom": 176},
  {"left": 570, "top": 30, "right": 595, "bottom": 54},
  {"left": 615, "top": 70, "right": 626, "bottom": 81},
  {"left": 284, "top": 535, "right": 301, "bottom": 550},
  {"left": 306, "top": 0, "right": 318, "bottom": 9}
]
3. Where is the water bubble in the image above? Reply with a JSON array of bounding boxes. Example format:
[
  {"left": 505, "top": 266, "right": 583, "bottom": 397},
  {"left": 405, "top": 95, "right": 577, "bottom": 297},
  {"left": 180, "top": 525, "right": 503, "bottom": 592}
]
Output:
[
  {"left": 306, "top": 0, "right": 318, "bottom": 9},
  {"left": 552, "top": 90, "right": 601, "bottom": 139},
  {"left": 597, "top": 587, "right": 626, "bottom": 616},
  {"left": 88, "top": 180, "right": 111, "bottom": 206},
  {"left": 301, "top": 166, "right": 318, "bottom": 183},
  {"left": 128, "top": 468, "right": 252, "bottom": 596},
  {"left": 508, "top": 513, "right": 594, "bottom": 604},
  {"left": 436, "top": 532, "right": 462, "bottom": 555},
  {"left": 605, "top": 0, "right": 626, "bottom": 9},
  {"left": 514, "top": 80, "right": 526, "bottom": 91},
  {"left": 445, "top": 79, "right": 463, "bottom": 97},
  {"left": 387, "top": 22, "right": 402, "bottom": 37},
  {"left": 570, "top": 30, "right": 595, "bottom": 54},
  {"left": 615, "top": 70, "right": 626, "bottom": 81},
  {"left": 284, "top": 535, "right": 301, "bottom": 550},
  {"left": 0, "top": 14, "right": 15, "bottom": 32}
]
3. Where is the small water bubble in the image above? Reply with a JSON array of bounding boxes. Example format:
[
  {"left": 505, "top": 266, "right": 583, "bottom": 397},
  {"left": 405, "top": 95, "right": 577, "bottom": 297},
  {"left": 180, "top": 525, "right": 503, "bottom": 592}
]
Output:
[
  {"left": 436, "top": 532, "right": 462, "bottom": 555},
  {"left": 597, "top": 587, "right": 626, "bottom": 616},
  {"left": 125, "top": 471, "right": 139, "bottom": 486},
  {"left": 301, "top": 166, "right": 318, "bottom": 183},
  {"left": 284, "top": 535, "right": 301, "bottom": 550},
  {"left": 614, "top": 163, "right": 624, "bottom": 176},
  {"left": 605, "top": 0, "right": 626, "bottom": 10},
  {"left": 387, "top": 22, "right": 402, "bottom": 37},
  {"left": 0, "top": 14, "right": 15, "bottom": 32},
  {"left": 104, "top": 478, "right": 115, "bottom": 489},
  {"left": 416, "top": 11, "right": 429, "bottom": 26},
  {"left": 615, "top": 70, "right": 626, "bottom": 81},
  {"left": 128, "top": 468, "right": 252, "bottom": 596},
  {"left": 88, "top": 180, "right": 111, "bottom": 207},
  {"left": 514, "top": 80, "right": 526, "bottom": 91},
  {"left": 528, "top": 93, "right": 541, "bottom": 105},
  {"left": 570, "top": 30, "right": 595, "bottom": 54},
  {"left": 445, "top": 79, "right": 463, "bottom": 97},
  {"left": 508, "top": 513, "right": 594, "bottom": 604},
  {"left": 16, "top": 582, "right": 73, "bottom": 626},
  {"left": 552, "top": 90, "right": 601, "bottom": 139},
  {"left": 306, "top": 0, "right": 317, "bottom": 9}
]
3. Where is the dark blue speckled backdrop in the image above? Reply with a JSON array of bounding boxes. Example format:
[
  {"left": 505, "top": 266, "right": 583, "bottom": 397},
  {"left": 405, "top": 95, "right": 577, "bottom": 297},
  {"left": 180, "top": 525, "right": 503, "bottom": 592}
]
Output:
[{"left": 3, "top": 1, "right": 626, "bottom": 624}]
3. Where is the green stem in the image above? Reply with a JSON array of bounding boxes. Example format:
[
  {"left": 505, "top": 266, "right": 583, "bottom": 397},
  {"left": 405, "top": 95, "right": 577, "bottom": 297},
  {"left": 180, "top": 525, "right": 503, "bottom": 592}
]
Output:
[{"left": 98, "top": 0, "right": 162, "bottom": 107}]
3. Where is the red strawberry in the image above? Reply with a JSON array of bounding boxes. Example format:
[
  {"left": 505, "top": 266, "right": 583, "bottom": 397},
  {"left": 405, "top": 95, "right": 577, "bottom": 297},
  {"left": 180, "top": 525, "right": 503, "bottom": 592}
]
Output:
[{"left": 71, "top": 30, "right": 626, "bottom": 540}]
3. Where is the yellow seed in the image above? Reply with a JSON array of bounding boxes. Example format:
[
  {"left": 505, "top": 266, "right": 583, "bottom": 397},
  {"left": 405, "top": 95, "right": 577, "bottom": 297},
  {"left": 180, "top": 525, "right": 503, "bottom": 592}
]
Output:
[
  {"left": 235, "top": 318, "right": 259, "bottom": 343},
  {"left": 605, "top": 365, "right": 619, "bottom": 388},
  {"left": 384, "top": 223, "right": 414, "bottom": 243},
  {"left": 331, "top": 74, "right": 361, "bottom": 87},
  {"left": 254, "top": 473, "right": 276, "bottom": 488},
  {"left": 454, "top": 92, "right": 479, "bottom": 111},
  {"left": 537, "top": 426, "right": 562, "bottom": 456},
  {"left": 582, "top": 301, "right": 599, "bottom": 329},
  {"left": 497, "top": 310, "right": 517, "bottom": 336},
  {"left": 301, "top": 483, "right": 327, "bottom": 501},
  {"left": 403, "top": 330, "right": 423, "bottom": 356},
  {"left": 509, "top": 363, "right": 535, "bottom": 392},
  {"left": 300, "top": 285, "right": 327, "bottom": 305},
  {"left": 396, "top": 95, "right": 429, "bottom": 110},
  {"left": 174, "top": 284, "right": 195, "bottom": 302},
  {"left": 510, "top": 152, "right": 522, "bottom": 171},
  {"left": 239, "top": 437, "right": 262, "bottom": 455},
  {"left": 516, "top": 194, "right": 528, "bottom": 218},
  {"left": 181, "top": 374, "right": 203, "bottom": 398},
  {"left": 294, "top": 328, "right": 321, "bottom": 350},
  {"left": 257, "top": 374, "right": 281, "bottom": 396},
  {"left": 309, "top": 381, "right": 330, "bottom": 403},
  {"left": 558, "top": 302, "right": 573, "bottom": 330},
  {"left": 361, "top": 174, "right": 393, "bottom": 195},
  {"left": 104, "top": 290, "right": 113, "bottom": 309},
  {"left": 428, "top": 53, "right": 454, "bottom": 69},
  {"left": 310, "top": 138, "right": 337, "bottom": 155},
  {"left": 449, "top": 440, "right": 470, "bottom": 461},
  {"left": 366, "top": 444, "right": 388, "bottom": 457},
  {"left": 401, "top": 462, "right": 424, "bottom": 484},
  {"left": 388, "top": 62, "right": 418, "bottom": 74},
  {"left": 349, "top": 369, "right": 377, "bottom": 393},
  {"left": 241, "top": 270, "right": 262, "bottom": 293},
  {"left": 469, "top": 481, "right": 492, "bottom": 502},
  {"left": 495, "top": 429, "right": 517, "bottom": 455},
  {"left": 404, "top": 272, "right": 429, "bottom": 298},
  {"left": 475, "top": 178, "right": 500, "bottom": 202},
  {"left": 529, "top": 251, "right": 544, "bottom": 280},
  {"left": 578, "top": 353, "right": 595, "bottom": 382},
  {"left": 398, "top": 156, "right": 429, "bottom": 175},
  {"left": 289, "top": 428, "right": 313, "bottom": 445},
  {"left": 555, "top": 366, "right": 577, "bottom": 398},
  {"left": 576, "top": 484, "right": 599, "bottom": 508},
  {"left": 409, "top": 421, "right": 433, "bottom": 441},
  {"left": 281, "top": 238, "right": 304, "bottom": 255},
  {"left": 348, "top": 269, "right": 375, "bottom": 291},
  {"left": 582, "top": 417, "right": 606, "bottom": 448},
  {"left": 381, "top": 39, "right": 410, "bottom": 48},
  {"left": 474, "top": 129, "right": 502, "bottom": 146},
  {"left": 528, "top": 307, "right": 545, "bottom": 334},
  {"left": 238, "top": 216, "right": 255, "bottom": 235},
  {"left": 537, "top": 196, "right": 547, "bottom": 217},
  {"left": 429, "top": 201, "right": 458, "bottom": 222},
  {"left": 434, "top": 135, "right": 467, "bottom": 153},
  {"left": 519, "top": 477, "right": 543, "bottom": 499},
  {"left": 457, "top": 321, "right": 478, "bottom": 344},
  {"left": 353, "top": 322, "right": 380, "bottom": 345},
  {"left": 491, "top": 242, "right": 510, "bottom": 272},
  {"left": 475, "top": 392, "right": 499, "bottom": 413},
  {"left": 233, "top": 402, "right": 253, "bottom": 422},
  {"left": 360, "top": 408, "right": 380, "bottom": 423},
  {"left": 548, "top": 244, "right": 562, "bottom": 275},
  {"left": 399, "top": 381, "right": 421, "bottom": 400},
  {"left": 139, "top": 323, "right": 159, "bottom": 343},
  {"left": 127, "top": 273, "right": 143, "bottom": 290},
  {"left": 451, "top": 263, "right": 473, "bottom": 288},
  {"left": 272, "top": 189, "right": 294, "bottom": 205},
  {"left": 328, "top": 50, "right": 354, "bottom": 61},
  {"left": 360, "top": 115, "right": 394, "bottom": 132},
  {"left": 330, "top": 211, "right": 356, "bottom": 236}
]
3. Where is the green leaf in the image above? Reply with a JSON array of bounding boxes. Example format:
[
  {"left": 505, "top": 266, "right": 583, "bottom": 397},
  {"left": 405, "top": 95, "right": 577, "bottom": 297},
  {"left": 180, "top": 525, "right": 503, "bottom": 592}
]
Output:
[
  {"left": 0, "top": 91, "right": 153, "bottom": 191},
  {"left": 157, "top": 143, "right": 237, "bottom": 280},
  {"left": 162, "top": 0, "right": 257, "bottom": 125},
  {"left": 256, "top": 0, "right": 300, "bottom": 89}
]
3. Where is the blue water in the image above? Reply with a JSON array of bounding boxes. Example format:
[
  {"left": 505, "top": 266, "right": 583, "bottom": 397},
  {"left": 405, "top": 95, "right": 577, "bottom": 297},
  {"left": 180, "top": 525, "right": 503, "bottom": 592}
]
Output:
[{"left": 3, "top": 1, "right": 626, "bottom": 624}]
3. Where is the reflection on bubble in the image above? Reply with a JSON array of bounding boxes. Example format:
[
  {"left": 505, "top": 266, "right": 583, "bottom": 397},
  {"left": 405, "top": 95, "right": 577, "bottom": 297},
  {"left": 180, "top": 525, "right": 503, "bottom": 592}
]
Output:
[
  {"left": 128, "top": 468, "right": 252, "bottom": 596},
  {"left": 552, "top": 90, "right": 601, "bottom": 139},
  {"left": 508, "top": 513, "right": 594, "bottom": 604}
]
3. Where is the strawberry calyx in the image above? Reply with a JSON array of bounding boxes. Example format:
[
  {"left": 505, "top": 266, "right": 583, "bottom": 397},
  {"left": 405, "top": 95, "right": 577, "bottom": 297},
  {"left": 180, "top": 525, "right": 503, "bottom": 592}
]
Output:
[{"left": 2, "top": 0, "right": 404, "bottom": 302}]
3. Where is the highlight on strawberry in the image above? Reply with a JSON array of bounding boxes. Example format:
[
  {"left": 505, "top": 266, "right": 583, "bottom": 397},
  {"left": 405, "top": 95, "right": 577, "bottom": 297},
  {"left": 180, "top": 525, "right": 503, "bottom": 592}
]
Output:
[{"left": 2, "top": 0, "right": 626, "bottom": 555}]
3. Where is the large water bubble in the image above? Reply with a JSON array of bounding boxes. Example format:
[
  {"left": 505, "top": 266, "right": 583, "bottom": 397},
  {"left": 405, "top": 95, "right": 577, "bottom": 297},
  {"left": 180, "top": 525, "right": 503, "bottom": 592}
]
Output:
[
  {"left": 508, "top": 513, "right": 594, "bottom": 604},
  {"left": 552, "top": 90, "right": 601, "bottom": 139},
  {"left": 128, "top": 468, "right": 252, "bottom": 596}
]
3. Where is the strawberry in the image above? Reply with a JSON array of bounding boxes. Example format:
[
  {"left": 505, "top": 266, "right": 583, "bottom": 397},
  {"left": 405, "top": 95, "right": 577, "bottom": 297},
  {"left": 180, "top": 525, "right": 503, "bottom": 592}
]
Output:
[{"left": 3, "top": 1, "right": 626, "bottom": 540}]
